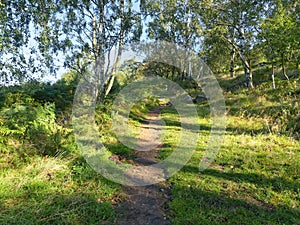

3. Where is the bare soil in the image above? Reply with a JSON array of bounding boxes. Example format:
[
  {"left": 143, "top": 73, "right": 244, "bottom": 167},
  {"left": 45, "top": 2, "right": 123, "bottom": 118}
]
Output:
[{"left": 113, "top": 106, "right": 171, "bottom": 225}]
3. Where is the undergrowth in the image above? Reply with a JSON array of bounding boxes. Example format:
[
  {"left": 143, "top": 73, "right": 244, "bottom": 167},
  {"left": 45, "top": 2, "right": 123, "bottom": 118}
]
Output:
[{"left": 0, "top": 70, "right": 299, "bottom": 224}]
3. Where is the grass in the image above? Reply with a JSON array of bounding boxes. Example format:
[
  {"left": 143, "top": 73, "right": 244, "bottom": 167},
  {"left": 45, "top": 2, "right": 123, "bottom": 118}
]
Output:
[
  {"left": 157, "top": 75, "right": 300, "bottom": 224},
  {"left": 0, "top": 71, "right": 299, "bottom": 224},
  {"left": 166, "top": 132, "right": 300, "bottom": 224},
  {"left": 0, "top": 154, "right": 120, "bottom": 225}
]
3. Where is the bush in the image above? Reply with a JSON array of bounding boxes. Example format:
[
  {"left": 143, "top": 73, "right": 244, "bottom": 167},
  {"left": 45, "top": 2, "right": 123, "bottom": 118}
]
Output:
[{"left": 0, "top": 93, "right": 74, "bottom": 156}]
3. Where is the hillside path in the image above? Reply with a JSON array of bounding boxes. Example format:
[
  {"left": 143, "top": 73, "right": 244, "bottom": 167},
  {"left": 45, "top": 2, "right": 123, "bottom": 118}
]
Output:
[{"left": 114, "top": 106, "right": 171, "bottom": 225}]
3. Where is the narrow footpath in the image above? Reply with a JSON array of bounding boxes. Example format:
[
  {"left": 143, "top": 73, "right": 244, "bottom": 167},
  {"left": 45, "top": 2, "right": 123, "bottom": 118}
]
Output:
[{"left": 114, "top": 106, "right": 171, "bottom": 225}]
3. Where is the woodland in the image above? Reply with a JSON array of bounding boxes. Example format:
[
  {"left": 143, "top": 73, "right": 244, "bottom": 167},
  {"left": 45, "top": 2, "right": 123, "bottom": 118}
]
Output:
[{"left": 0, "top": 0, "right": 299, "bottom": 224}]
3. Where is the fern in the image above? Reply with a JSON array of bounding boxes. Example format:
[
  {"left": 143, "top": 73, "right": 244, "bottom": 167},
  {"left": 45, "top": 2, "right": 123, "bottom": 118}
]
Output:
[{"left": 0, "top": 126, "right": 24, "bottom": 136}]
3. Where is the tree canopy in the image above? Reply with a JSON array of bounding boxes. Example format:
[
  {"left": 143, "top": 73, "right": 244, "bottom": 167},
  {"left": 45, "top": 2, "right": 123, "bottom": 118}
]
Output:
[{"left": 1, "top": 0, "right": 299, "bottom": 88}]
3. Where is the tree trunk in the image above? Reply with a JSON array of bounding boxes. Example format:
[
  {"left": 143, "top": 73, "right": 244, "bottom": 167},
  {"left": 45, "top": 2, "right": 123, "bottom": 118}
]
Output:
[
  {"left": 104, "top": 0, "right": 124, "bottom": 97},
  {"left": 281, "top": 52, "right": 289, "bottom": 80},
  {"left": 271, "top": 63, "right": 276, "bottom": 89},
  {"left": 241, "top": 57, "right": 253, "bottom": 88},
  {"left": 237, "top": 22, "right": 254, "bottom": 88},
  {"left": 225, "top": 27, "right": 253, "bottom": 88},
  {"left": 92, "top": 16, "right": 100, "bottom": 103},
  {"left": 99, "top": 1, "right": 106, "bottom": 96},
  {"left": 244, "top": 66, "right": 253, "bottom": 88},
  {"left": 92, "top": 0, "right": 106, "bottom": 99},
  {"left": 181, "top": 70, "right": 185, "bottom": 80},
  {"left": 184, "top": 2, "right": 191, "bottom": 79},
  {"left": 172, "top": 66, "right": 176, "bottom": 81},
  {"left": 249, "top": 59, "right": 253, "bottom": 87},
  {"left": 181, "top": 57, "right": 185, "bottom": 80},
  {"left": 230, "top": 48, "right": 235, "bottom": 77}
]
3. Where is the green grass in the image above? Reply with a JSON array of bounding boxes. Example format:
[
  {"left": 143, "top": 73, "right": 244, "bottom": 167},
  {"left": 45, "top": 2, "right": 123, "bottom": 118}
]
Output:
[
  {"left": 0, "top": 154, "right": 120, "bottom": 225},
  {"left": 0, "top": 98, "right": 122, "bottom": 224},
  {"left": 158, "top": 77, "right": 300, "bottom": 224},
  {"left": 0, "top": 72, "right": 299, "bottom": 224}
]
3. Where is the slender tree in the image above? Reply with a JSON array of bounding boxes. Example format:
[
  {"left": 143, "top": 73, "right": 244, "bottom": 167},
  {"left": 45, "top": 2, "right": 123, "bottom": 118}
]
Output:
[
  {"left": 142, "top": 0, "right": 203, "bottom": 80},
  {"left": 0, "top": 0, "right": 141, "bottom": 95},
  {"left": 260, "top": 0, "right": 299, "bottom": 81},
  {"left": 200, "top": 0, "right": 268, "bottom": 88}
]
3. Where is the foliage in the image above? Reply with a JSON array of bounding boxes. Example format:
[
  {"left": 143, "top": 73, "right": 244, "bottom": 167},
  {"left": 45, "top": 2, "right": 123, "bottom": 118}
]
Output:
[
  {"left": 0, "top": 1, "right": 299, "bottom": 224},
  {"left": 0, "top": 76, "right": 121, "bottom": 224},
  {"left": 0, "top": 88, "right": 75, "bottom": 156},
  {"left": 0, "top": 76, "right": 81, "bottom": 155},
  {"left": 0, "top": 0, "right": 141, "bottom": 86},
  {"left": 142, "top": 0, "right": 203, "bottom": 80},
  {"left": 260, "top": 0, "right": 300, "bottom": 75}
]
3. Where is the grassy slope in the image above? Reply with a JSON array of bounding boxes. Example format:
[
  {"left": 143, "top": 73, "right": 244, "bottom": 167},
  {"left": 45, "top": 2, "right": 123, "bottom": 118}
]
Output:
[
  {"left": 161, "top": 75, "right": 300, "bottom": 224},
  {"left": 0, "top": 71, "right": 299, "bottom": 224},
  {"left": 0, "top": 96, "right": 158, "bottom": 224},
  {"left": 0, "top": 153, "right": 120, "bottom": 224}
]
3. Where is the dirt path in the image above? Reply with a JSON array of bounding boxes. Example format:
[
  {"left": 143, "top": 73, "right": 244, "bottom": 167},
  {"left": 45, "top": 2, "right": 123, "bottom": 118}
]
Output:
[{"left": 114, "top": 106, "right": 171, "bottom": 225}]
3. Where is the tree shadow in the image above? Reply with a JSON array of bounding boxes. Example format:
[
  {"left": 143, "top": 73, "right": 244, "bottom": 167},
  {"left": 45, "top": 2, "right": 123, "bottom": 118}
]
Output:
[
  {"left": 169, "top": 182, "right": 300, "bottom": 225},
  {"left": 0, "top": 189, "right": 116, "bottom": 225},
  {"left": 0, "top": 156, "right": 119, "bottom": 225},
  {"left": 225, "top": 126, "right": 268, "bottom": 136},
  {"left": 180, "top": 165, "right": 300, "bottom": 193}
]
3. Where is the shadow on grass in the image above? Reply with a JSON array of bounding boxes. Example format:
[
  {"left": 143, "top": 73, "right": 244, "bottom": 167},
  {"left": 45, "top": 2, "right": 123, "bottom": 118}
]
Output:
[
  {"left": 165, "top": 151, "right": 299, "bottom": 224},
  {"left": 225, "top": 126, "right": 268, "bottom": 136},
  {"left": 169, "top": 182, "right": 300, "bottom": 225},
  {"left": 177, "top": 164, "right": 300, "bottom": 193},
  {"left": 162, "top": 106, "right": 267, "bottom": 135},
  {"left": 0, "top": 191, "right": 116, "bottom": 225},
  {"left": 104, "top": 142, "right": 135, "bottom": 156},
  {"left": 0, "top": 156, "right": 119, "bottom": 225},
  {"left": 0, "top": 146, "right": 128, "bottom": 225}
]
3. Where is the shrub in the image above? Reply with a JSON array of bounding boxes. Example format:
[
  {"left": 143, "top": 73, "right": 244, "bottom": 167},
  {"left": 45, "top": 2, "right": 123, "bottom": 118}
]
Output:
[{"left": 0, "top": 93, "right": 74, "bottom": 156}]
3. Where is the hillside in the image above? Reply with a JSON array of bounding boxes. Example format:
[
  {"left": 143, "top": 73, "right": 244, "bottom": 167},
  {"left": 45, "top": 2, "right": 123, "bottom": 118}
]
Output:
[{"left": 0, "top": 71, "right": 299, "bottom": 224}]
